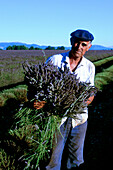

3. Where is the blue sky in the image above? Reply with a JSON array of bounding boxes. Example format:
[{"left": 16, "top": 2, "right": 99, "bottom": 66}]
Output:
[{"left": 0, "top": 0, "right": 113, "bottom": 47}]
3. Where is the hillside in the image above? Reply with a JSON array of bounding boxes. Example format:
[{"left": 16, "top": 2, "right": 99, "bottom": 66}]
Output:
[{"left": 0, "top": 42, "right": 113, "bottom": 50}]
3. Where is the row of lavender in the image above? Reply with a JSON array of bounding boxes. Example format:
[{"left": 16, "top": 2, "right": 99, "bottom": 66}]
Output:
[
  {"left": 1, "top": 50, "right": 113, "bottom": 60},
  {"left": 0, "top": 50, "right": 113, "bottom": 88}
]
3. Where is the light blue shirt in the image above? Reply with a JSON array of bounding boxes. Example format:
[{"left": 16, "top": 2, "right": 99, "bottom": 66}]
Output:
[{"left": 46, "top": 51, "right": 95, "bottom": 127}]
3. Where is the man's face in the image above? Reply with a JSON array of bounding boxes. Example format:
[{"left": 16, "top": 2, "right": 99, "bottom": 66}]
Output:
[{"left": 71, "top": 40, "right": 92, "bottom": 59}]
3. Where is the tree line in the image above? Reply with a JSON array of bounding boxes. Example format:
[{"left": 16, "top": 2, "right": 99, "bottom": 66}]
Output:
[{"left": 6, "top": 45, "right": 65, "bottom": 50}]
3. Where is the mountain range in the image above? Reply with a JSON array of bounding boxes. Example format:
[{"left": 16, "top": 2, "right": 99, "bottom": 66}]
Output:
[{"left": 0, "top": 42, "right": 113, "bottom": 50}]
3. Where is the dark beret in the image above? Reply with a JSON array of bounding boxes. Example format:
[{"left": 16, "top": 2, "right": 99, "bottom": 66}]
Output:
[{"left": 70, "top": 29, "right": 94, "bottom": 41}]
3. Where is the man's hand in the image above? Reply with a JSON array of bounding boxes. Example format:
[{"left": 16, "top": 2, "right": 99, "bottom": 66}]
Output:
[
  {"left": 85, "top": 95, "right": 94, "bottom": 106},
  {"left": 34, "top": 100, "right": 46, "bottom": 110}
]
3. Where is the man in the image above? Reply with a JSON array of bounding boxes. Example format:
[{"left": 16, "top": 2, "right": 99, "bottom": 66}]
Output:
[
  {"left": 44, "top": 29, "right": 95, "bottom": 170},
  {"left": 45, "top": 29, "right": 95, "bottom": 170}
]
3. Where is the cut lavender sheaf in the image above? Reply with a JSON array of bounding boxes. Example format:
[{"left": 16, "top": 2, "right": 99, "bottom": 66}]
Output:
[
  {"left": 13, "top": 61, "right": 98, "bottom": 169},
  {"left": 23, "top": 61, "right": 98, "bottom": 118}
]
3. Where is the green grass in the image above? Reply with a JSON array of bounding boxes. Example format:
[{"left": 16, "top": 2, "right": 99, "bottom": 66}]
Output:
[
  {"left": 93, "top": 56, "right": 113, "bottom": 67},
  {"left": 0, "top": 85, "right": 27, "bottom": 107},
  {"left": 0, "top": 67, "right": 24, "bottom": 87},
  {"left": 94, "top": 65, "right": 113, "bottom": 90}
]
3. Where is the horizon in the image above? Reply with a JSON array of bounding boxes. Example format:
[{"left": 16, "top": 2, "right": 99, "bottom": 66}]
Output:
[{"left": 0, "top": 41, "right": 112, "bottom": 48}]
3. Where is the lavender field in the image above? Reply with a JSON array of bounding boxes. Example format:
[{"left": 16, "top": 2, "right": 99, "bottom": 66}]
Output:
[
  {"left": 0, "top": 50, "right": 113, "bottom": 169},
  {"left": 0, "top": 50, "right": 113, "bottom": 88},
  {"left": 0, "top": 50, "right": 68, "bottom": 88}
]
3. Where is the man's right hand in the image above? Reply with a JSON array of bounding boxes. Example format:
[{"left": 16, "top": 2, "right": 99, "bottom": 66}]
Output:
[{"left": 34, "top": 100, "right": 46, "bottom": 110}]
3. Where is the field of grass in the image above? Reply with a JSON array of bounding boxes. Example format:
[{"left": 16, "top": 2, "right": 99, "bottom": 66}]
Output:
[{"left": 0, "top": 50, "right": 113, "bottom": 169}]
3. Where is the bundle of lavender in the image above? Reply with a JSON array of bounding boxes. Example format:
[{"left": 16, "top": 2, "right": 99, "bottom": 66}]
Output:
[
  {"left": 23, "top": 61, "right": 97, "bottom": 118},
  {"left": 11, "top": 61, "right": 97, "bottom": 169}
]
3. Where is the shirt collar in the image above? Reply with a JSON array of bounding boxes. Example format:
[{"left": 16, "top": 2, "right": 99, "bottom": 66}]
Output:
[
  {"left": 78, "top": 56, "right": 85, "bottom": 67},
  {"left": 62, "top": 51, "right": 85, "bottom": 67},
  {"left": 61, "top": 51, "right": 70, "bottom": 64}
]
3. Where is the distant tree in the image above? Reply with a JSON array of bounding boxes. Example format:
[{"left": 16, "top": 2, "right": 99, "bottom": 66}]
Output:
[
  {"left": 6, "top": 46, "right": 12, "bottom": 50},
  {"left": 45, "top": 46, "right": 51, "bottom": 50},
  {"left": 45, "top": 46, "right": 55, "bottom": 50},
  {"left": 29, "top": 46, "right": 35, "bottom": 50},
  {"left": 15, "top": 45, "right": 20, "bottom": 50},
  {"left": 6, "top": 45, "right": 29, "bottom": 50},
  {"left": 35, "top": 47, "right": 42, "bottom": 50},
  {"left": 51, "top": 47, "right": 55, "bottom": 50},
  {"left": 20, "top": 45, "right": 29, "bottom": 50},
  {"left": 57, "top": 46, "right": 65, "bottom": 50},
  {"left": 12, "top": 45, "right": 17, "bottom": 50}
]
